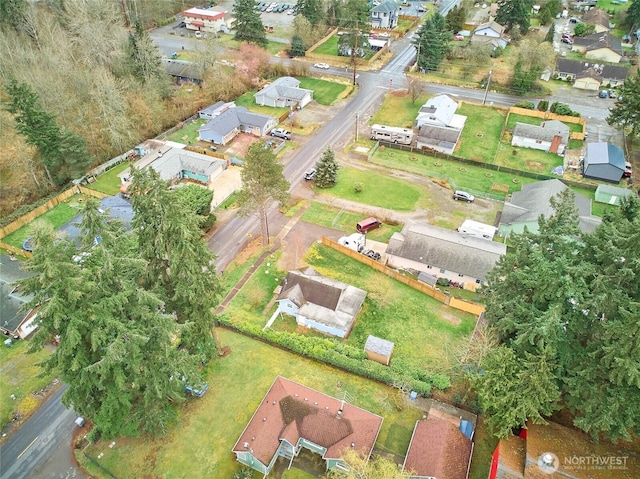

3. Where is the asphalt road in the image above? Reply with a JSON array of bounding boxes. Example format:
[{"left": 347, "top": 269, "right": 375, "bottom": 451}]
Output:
[{"left": 0, "top": 385, "right": 85, "bottom": 479}]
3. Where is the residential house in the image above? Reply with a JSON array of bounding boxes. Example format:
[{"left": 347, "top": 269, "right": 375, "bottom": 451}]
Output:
[
  {"left": 385, "top": 222, "right": 507, "bottom": 290},
  {"left": 471, "top": 21, "right": 509, "bottom": 49},
  {"left": 498, "top": 179, "right": 601, "bottom": 237},
  {"left": 198, "top": 106, "right": 276, "bottom": 145},
  {"left": 198, "top": 101, "right": 234, "bottom": 120},
  {"left": 404, "top": 410, "right": 474, "bottom": 479},
  {"left": 554, "top": 59, "right": 629, "bottom": 89},
  {"left": 119, "top": 141, "right": 227, "bottom": 187},
  {"left": 273, "top": 267, "right": 367, "bottom": 338},
  {"left": 415, "top": 95, "right": 467, "bottom": 154},
  {"left": 232, "top": 376, "right": 383, "bottom": 476},
  {"left": 583, "top": 7, "right": 611, "bottom": 33},
  {"left": 511, "top": 120, "right": 570, "bottom": 155},
  {"left": 574, "top": 67, "right": 603, "bottom": 90},
  {"left": 489, "top": 421, "right": 640, "bottom": 479},
  {"left": 583, "top": 142, "right": 626, "bottom": 183},
  {"left": 572, "top": 33, "right": 623, "bottom": 63},
  {"left": 370, "top": 0, "right": 399, "bottom": 29},
  {"left": 182, "top": 7, "right": 231, "bottom": 34},
  {"left": 254, "top": 77, "right": 313, "bottom": 109},
  {"left": 163, "top": 59, "right": 203, "bottom": 84},
  {"left": 0, "top": 255, "right": 38, "bottom": 339}
]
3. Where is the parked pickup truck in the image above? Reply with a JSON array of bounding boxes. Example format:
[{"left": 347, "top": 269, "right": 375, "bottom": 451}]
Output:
[{"left": 271, "top": 128, "right": 291, "bottom": 140}]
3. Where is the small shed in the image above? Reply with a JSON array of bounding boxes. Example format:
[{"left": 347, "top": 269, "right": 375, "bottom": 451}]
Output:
[
  {"left": 417, "top": 271, "right": 438, "bottom": 287},
  {"left": 364, "top": 335, "right": 394, "bottom": 366},
  {"left": 594, "top": 184, "right": 635, "bottom": 205}
]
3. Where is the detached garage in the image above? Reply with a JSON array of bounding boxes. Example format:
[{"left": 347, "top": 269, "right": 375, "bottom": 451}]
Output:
[{"left": 583, "top": 142, "right": 626, "bottom": 183}]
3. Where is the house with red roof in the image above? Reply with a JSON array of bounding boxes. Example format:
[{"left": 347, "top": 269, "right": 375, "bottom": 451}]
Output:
[
  {"left": 232, "top": 376, "right": 383, "bottom": 476},
  {"left": 403, "top": 407, "right": 475, "bottom": 479}
]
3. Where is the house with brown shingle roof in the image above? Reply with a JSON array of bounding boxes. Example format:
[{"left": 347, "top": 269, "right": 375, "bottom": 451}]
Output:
[
  {"left": 583, "top": 8, "right": 611, "bottom": 33},
  {"left": 403, "top": 408, "right": 474, "bottom": 479},
  {"left": 232, "top": 376, "right": 383, "bottom": 476},
  {"left": 273, "top": 267, "right": 367, "bottom": 338},
  {"left": 571, "top": 32, "right": 623, "bottom": 63}
]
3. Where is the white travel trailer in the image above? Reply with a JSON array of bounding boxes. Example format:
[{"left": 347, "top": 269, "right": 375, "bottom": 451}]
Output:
[
  {"left": 457, "top": 219, "right": 498, "bottom": 241},
  {"left": 370, "top": 124, "right": 413, "bottom": 145}
]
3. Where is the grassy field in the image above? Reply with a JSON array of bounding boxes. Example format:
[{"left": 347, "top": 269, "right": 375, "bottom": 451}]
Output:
[
  {"left": 455, "top": 104, "right": 506, "bottom": 162},
  {"left": 297, "top": 77, "right": 351, "bottom": 106},
  {"left": 370, "top": 147, "right": 537, "bottom": 198},
  {"left": 88, "top": 162, "right": 131, "bottom": 196},
  {"left": 494, "top": 141, "right": 563, "bottom": 174},
  {"left": 0, "top": 340, "right": 56, "bottom": 430},
  {"left": 1, "top": 197, "right": 88, "bottom": 249},
  {"left": 369, "top": 91, "right": 429, "bottom": 128},
  {"left": 315, "top": 167, "right": 425, "bottom": 211},
  {"left": 165, "top": 118, "right": 208, "bottom": 144},
  {"left": 313, "top": 35, "right": 340, "bottom": 55},
  {"left": 300, "top": 202, "right": 403, "bottom": 242},
  {"left": 225, "top": 243, "right": 476, "bottom": 372},
  {"left": 83, "top": 330, "right": 424, "bottom": 478},
  {"left": 469, "top": 417, "right": 499, "bottom": 479}
]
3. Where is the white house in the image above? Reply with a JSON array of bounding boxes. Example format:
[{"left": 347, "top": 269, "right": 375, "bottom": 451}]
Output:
[
  {"left": 415, "top": 95, "right": 467, "bottom": 154},
  {"left": 370, "top": 1, "right": 399, "bottom": 29},
  {"left": 274, "top": 267, "right": 367, "bottom": 338},
  {"left": 471, "top": 20, "right": 509, "bottom": 49},
  {"left": 511, "top": 120, "right": 569, "bottom": 155},
  {"left": 254, "top": 77, "right": 314, "bottom": 109},
  {"left": 385, "top": 222, "right": 506, "bottom": 290}
]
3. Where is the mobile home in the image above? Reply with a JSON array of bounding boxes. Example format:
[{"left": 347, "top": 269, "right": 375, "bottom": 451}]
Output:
[{"left": 370, "top": 124, "right": 413, "bottom": 145}]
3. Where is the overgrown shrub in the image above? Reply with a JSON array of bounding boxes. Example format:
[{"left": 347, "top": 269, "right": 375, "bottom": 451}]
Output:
[{"left": 514, "top": 101, "right": 535, "bottom": 109}]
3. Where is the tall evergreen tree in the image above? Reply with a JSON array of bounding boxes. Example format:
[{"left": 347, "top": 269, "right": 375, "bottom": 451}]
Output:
[
  {"left": 606, "top": 74, "right": 640, "bottom": 138},
  {"left": 624, "top": 0, "right": 640, "bottom": 29},
  {"left": 127, "top": 21, "right": 165, "bottom": 84},
  {"left": 232, "top": 0, "right": 268, "bottom": 47},
  {"left": 236, "top": 141, "right": 290, "bottom": 245},
  {"left": 337, "top": 0, "right": 370, "bottom": 29},
  {"left": 544, "top": 23, "right": 555, "bottom": 42},
  {"left": 445, "top": 5, "right": 466, "bottom": 33},
  {"left": 129, "top": 168, "right": 222, "bottom": 361},
  {"left": 297, "top": 0, "right": 325, "bottom": 26},
  {"left": 21, "top": 199, "right": 204, "bottom": 438},
  {"left": 416, "top": 13, "right": 450, "bottom": 72},
  {"left": 4, "top": 80, "right": 91, "bottom": 185},
  {"left": 496, "top": 0, "right": 532, "bottom": 33},
  {"left": 314, "top": 148, "right": 339, "bottom": 188}
]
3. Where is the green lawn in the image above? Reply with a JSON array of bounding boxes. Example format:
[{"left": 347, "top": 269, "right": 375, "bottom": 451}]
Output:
[
  {"left": 1, "top": 197, "right": 88, "bottom": 249},
  {"left": 312, "top": 35, "right": 339, "bottom": 56},
  {"left": 88, "top": 162, "right": 131, "bottom": 196},
  {"left": 316, "top": 167, "right": 424, "bottom": 212},
  {"left": 0, "top": 340, "right": 56, "bottom": 430},
  {"left": 455, "top": 104, "right": 506, "bottom": 162},
  {"left": 494, "top": 143, "right": 563, "bottom": 175},
  {"left": 225, "top": 243, "right": 476, "bottom": 372},
  {"left": 165, "top": 118, "right": 208, "bottom": 144},
  {"left": 573, "top": 186, "right": 619, "bottom": 218},
  {"left": 469, "top": 417, "right": 499, "bottom": 479},
  {"left": 83, "top": 330, "right": 423, "bottom": 478},
  {"left": 369, "top": 91, "right": 429, "bottom": 129},
  {"left": 213, "top": 34, "right": 288, "bottom": 55},
  {"left": 297, "top": 77, "right": 350, "bottom": 106},
  {"left": 370, "top": 147, "right": 537, "bottom": 198},
  {"left": 235, "top": 90, "right": 290, "bottom": 117}
]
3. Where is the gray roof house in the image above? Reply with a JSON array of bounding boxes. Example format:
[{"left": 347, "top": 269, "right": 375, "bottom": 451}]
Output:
[
  {"left": 119, "top": 142, "right": 227, "bottom": 186},
  {"left": 583, "top": 142, "right": 626, "bottom": 183},
  {"left": 385, "top": 222, "right": 506, "bottom": 290},
  {"left": 583, "top": 8, "right": 611, "bottom": 33},
  {"left": 254, "top": 77, "right": 313, "bottom": 109},
  {"left": 571, "top": 32, "right": 623, "bottom": 63},
  {"left": 198, "top": 106, "right": 277, "bottom": 145},
  {"left": 163, "top": 59, "right": 203, "bottom": 84},
  {"left": 371, "top": 0, "right": 399, "bottom": 29},
  {"left": 499, "top": 179, "right": 601, "bottom": 237},
  {"left": 0, "top": 255, "right": 38, "bottom": 339},
  {"left": 198, "top": 101, "right": 233, "bottom": 120},
  {"left": 511, "top": 120, "right": 569, "bottom": 155},
  {"left": 471, "top": 20, "right": 509, "bottom": 49},
  {"left": 553, "top": 58, "right": 628, "bottom": 87},
  {"left": 594, "top": 184, "right": 635, "bottom": 206},
  {"left": 274, "top": 267, "right": 367, "bottom": 338},
  {"left": 416, "top": 125, "right": 462, "bottom": 155}
]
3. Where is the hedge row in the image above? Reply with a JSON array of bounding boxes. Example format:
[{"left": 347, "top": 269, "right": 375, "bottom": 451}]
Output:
[{"left": 218, "top": 317, "right": 450, "bottom": 396}]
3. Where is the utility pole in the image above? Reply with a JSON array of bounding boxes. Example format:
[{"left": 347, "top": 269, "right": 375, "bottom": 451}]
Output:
[
  {"left": 352, "top": 20, "right": 358, "bottom": 86},
  {"left": 483, "top": 70, "right": 493, "bottom": 105},
  {"left": 355, "top": 112, "right": 360, "bottom": 142}
]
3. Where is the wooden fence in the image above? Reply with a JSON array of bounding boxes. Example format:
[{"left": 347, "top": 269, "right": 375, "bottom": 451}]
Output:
[
  {"left": 0, "top": 186, "right": 107, "bottom": 258},
  {"left": 322, "top": 237, "right": 486, "bottom": 316}
]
